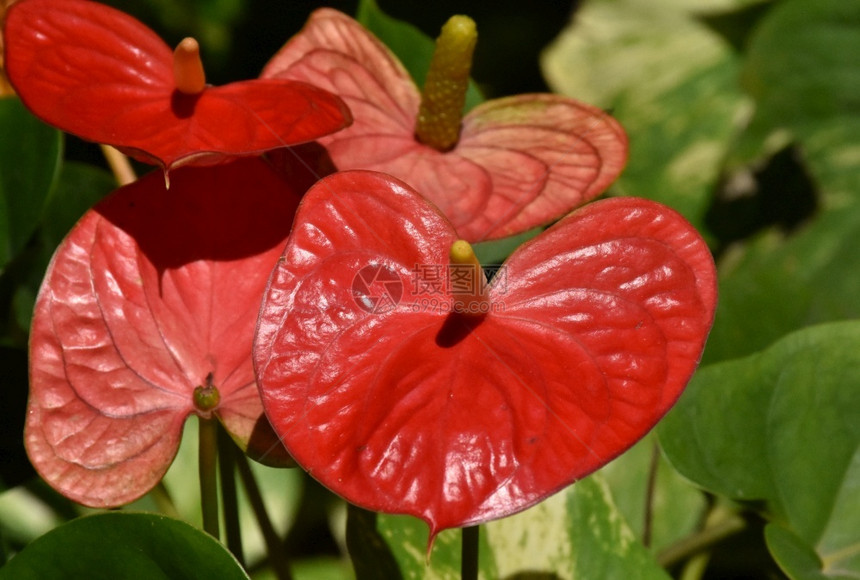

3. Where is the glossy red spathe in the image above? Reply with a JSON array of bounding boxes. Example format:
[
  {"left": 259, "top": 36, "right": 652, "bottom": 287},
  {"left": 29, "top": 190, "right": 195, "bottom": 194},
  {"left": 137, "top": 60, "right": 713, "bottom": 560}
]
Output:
[
  {"left": 26, "top": 158, "right": 298, "bottom": 507},
  {"left": 254, "top": 171, "right": 717, "bottom": 537},
  {"left": 262, "top": 9, "right": 627, "bottom": 242},
  {"left": 3, "top": 0, "right": 352, "bottom": 172}
]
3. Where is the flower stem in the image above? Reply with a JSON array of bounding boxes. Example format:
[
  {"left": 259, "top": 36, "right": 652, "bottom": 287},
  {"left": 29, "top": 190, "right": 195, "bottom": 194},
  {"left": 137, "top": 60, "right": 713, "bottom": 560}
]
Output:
[
  {"left": 235, "top": 452, "right": 293, "bottom": 580},
  {"left": 100, "top": 144, "right": 136, "bottom": 186},
  {"left": 461, "top": 525, "right": 480, "bottom": 580},
  {"left": 642, "top": 439, "right": 660, "bottom": 548},
  {"left": 679, "top": 552, "right": 710, "bottom": 580},
  {"left": 150, "top": 481, "right": 181, "bottom": 520},
  {"left": 198, "top": 416, "right": 220, "bottom": 539},
  {"left": 415, "top": 15, "right": 477, "bottom": 151},
  {"left": 218, "top": 427, "right": 244, "bottom": 566},
  {"left": 657, "top": 506, "right": 746, "bottom": 569}
]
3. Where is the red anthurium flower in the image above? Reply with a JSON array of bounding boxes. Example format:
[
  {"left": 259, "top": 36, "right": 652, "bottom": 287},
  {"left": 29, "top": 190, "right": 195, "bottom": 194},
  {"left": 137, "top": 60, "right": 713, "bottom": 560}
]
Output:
[
  {"left": 3, "top": 0, "right": 351, "bottom": 172},
  {"left": 254, "top": 171, "right": 717, "bottom": 537},
  {"left": 27, "top": 157, "right": 298, "bottom": 507},
  {"left": 262, "top": 9, "right": 627, "bottom": 242}
]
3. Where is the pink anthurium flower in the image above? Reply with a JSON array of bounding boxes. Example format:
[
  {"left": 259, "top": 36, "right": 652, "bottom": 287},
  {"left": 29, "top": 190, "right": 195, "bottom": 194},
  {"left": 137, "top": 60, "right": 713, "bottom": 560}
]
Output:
[
  {"left": 254, "top": 171, "right": 717, "bottom": 537},
  {"left": 3, "top": 0, "right": 351, "bottom": 173},
  {"left": 262, "top": 9, "right": 627, "bottom": 242},
  {"left": 27, "top": 157, "right": 299, "bottom": 507}
]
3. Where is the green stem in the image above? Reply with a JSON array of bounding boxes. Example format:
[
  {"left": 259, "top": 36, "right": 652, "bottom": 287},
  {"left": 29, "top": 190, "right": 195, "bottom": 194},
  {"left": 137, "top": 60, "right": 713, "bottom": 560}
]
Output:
[
  {"left": 100, "top": 144, "right": 136, "bottom": 186},
  {"left": 198, "top": 416, "right": 220, "bottom": 539},
  {"left": 461, "top": 525, "right": 480, "bottom": 580},
  {"left": 642, "top": 439, "right": 660, "bottom": 548},
  {"left": 218, "top": 427, "right": 244, "bottom": 566},
  {"left": 236, "top": 452, "right": 293, "bottom": 580},
  {"left": 657, "top": 509, "right": 746, "bottom": 569},
  {"left": 345, "top": 504, "right": 402, "bottom": 577},
  {"left": 150, "top": 481, "right": 181, "bottom": 520},
  {"left": 679, "top": 552, "right": 710, "bottom": 580}
]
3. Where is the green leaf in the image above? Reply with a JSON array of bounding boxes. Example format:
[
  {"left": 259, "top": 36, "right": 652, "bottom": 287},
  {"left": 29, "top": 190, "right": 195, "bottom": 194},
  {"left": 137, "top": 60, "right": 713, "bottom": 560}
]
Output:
[
  {"left": 765, "top": 524, "right": 834, "bottom": 580},
  {"left": 0, "top": 161, "right": 104, "bottom": 345},
  {"left": 355, "top": 0, "right": 483, "bottom": 112},
  {"left": 704, "top": 203, "right": 860, "bottom": 364},
  {"left": 697, "top": 1, "right": 778, "bottom": 53},
  {"left": 39, "top": 162, "right": 116, "bottom": 250},
  {"left": 350, "top": 475, "right": 669, "bottom": 578},
  {"left": 288, "top": 556, "right": 355, "bottom": 580},
  {"left": 599, "top": 435, "right": 707, "bottom": 554},
  {"left": 351, "top": 511, "right": 496, "bottom": 580},
  {"left": 0, "top": 163, "right": 116, "bottom": 340},
  {"left": 485, "top": 474, "right": 670, "bottom": 579},
  {"left": 0, "top": 98, "right": 63, "bottom": 273},
  {"left": 102, "top": 0, "right": 244, "bottom": 71},
  {"left": 566, "top": 477, "right": 672, "bottom": 580},
  {"left": 473, "top": 226, "right": 542, "bottom": 266},
  {"left": 612, "top": 59, "right": 745, "bottom": 228},
  {"left": 541, "top": 0, "right": 748, "bottom": 227},
  {"left": 742, "top": 0, "right": 860, "bottom": 136},
  {"left": 0, "top": 512, "right": 250, "bottom": 579},
  {"left": 701, "top": 0, "right": 860, "bottom": 363},
  {"left": 659, "top": 321, "right": 860, "bottom": 577},
  {"left": 738, "top": 0, "right": 860, "bottom": 207}
]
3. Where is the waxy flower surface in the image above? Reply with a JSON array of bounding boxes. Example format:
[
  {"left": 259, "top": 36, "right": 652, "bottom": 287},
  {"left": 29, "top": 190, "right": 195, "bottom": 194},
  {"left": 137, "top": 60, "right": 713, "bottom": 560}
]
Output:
[
  {"left": 262, "top": 9, "right": 627, "bottom": 242},
  {"left": 27, "top": 158, "right": 298, "bottom": 507},
  {"left": 254, "top": 171, "right": 717, "bottom": 536},
  {"left": 3, "top": 0, "right": 351, "bottom": 172}
]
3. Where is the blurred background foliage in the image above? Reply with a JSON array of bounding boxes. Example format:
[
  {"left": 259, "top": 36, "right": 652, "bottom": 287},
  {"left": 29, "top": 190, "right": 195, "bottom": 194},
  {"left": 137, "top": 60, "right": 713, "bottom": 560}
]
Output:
[
  {"left": 3, "top": 0, "right": 860, "bottom": 578},
  {"left": 98, "top": 0, "right": 573, "bottom": 94}
]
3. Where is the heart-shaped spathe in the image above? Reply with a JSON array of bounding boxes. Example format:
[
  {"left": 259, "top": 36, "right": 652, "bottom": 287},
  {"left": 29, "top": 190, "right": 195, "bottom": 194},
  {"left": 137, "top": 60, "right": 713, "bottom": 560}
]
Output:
[
  {"left": 27, "top": 158, "right": 299, "bottom": 507},
  {"left": 254, "top": 170, "right": 716, "bottom": 537}
]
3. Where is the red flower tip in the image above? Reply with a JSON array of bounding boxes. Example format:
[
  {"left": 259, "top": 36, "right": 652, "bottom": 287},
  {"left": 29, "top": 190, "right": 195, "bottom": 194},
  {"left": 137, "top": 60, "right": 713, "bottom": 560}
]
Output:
[{"left": 173, "top": 37, "right": 206, "bottom": 95}]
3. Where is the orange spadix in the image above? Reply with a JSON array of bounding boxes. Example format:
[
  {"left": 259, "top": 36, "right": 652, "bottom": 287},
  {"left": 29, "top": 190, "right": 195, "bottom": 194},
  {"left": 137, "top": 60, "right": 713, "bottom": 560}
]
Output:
[
  {"left": 449, "top": 239, "right": 489, "bottom": 315},
  {"left": 173, "top": 37, "right": 206, "bottom": 94}
]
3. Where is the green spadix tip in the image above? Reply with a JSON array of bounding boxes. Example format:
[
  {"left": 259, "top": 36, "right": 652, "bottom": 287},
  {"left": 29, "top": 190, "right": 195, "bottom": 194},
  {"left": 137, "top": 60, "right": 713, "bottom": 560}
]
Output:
[
  {"left": 415, "top": 14, "right": 478, "bottom": 151},
  {"left": 193, "top": 381, "right": 220, "bottom": 412},
  {"left": 441, "top": 15, "right": 477, "bottom": 50}
]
